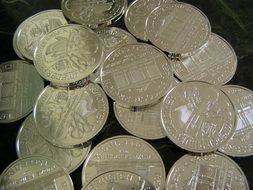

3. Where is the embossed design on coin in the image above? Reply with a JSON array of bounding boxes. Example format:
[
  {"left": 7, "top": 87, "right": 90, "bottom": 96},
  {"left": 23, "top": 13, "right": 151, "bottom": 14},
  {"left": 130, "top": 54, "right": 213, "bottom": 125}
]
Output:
[
  {"left": 146, "top": 2, "right": 211, "bottom": 55},
  {"left": 34, "top": 24, "right": 104, "bottom": 84},
  {"left": 61, "top": 0, "right": 127, "bottom": 27},
  {"left": 16, "top": 114, "right": 91, "bottom": 173},
  {"left": 82, "top": 170, "right": 156, "bottom": 190},
  {"left": 161, "top": 81, "right": 236, "bottom": 153},
  {"left": 34, "top": 83, "right": 109, "bottom": 147},
  {"left": 171, "top": 33, "right": 237, "bottom": 85},
  {"left": 0, "top": 60, "right": 44, "bottom": 123},
  {"left": 13, "top": 10, "right": 67, "bottom": 61},
  {"left": 165, "top": 153, "right": 249, "bottom": 190},
  {"left": 82, "top": 135, "right": 166, "bottom": 190},
  {"left": 124, "top": 0, "right": 176, "bottom": 41},
  {"left": 0, "top": 156, "right": 74, "bottom": 190},
  {"left": 219, "top": 86, "right": 253, "bottom": 157},
  {"left": 101, "top": 43, "right": 173, "bottom": 107}
]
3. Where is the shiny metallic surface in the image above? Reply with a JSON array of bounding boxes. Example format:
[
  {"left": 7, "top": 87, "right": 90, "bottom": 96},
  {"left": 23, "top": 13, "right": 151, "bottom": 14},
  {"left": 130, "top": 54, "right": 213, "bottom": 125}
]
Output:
[
  {"left": 0, "top": 156, "right": 74, "bottom": 190},
  {"left": 82, "top": 135, "right": 166, "bottom": 190},
  {"left": 34, "top": 83, "right": 109, "bottom": 147},
  {"left": 171, "top": 33, "right": 237, "bottom": 85},
  {"left": 0, "top": 60, "right": 44, "bottom": 123},
  {"left": 34, "top": 24, "right": 104, "bottom": 84},
  {"left": 146, "top": 2, "right": 211, "bottom": 55},
  {"left": 219, "top": 85, "right": 253, "bottom": 157},
  {"left": 13, "top": 10, "right": 67, "bottom": 61},
  {"left": 16, "top": 114, "right": 91, "bottom": 173},
  {"left": 101, "top": 43, "right": 173, "bottom": 107},
  {"left": 161, "top": 81, "right": 236, "bottom": 153},
  {"left": 165, "top": 153, "right": 249, "bottom": 190}
]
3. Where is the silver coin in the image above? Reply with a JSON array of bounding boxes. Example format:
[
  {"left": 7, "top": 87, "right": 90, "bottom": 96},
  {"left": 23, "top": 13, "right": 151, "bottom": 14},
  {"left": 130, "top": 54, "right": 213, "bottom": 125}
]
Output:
[
  {"left": 34, "top": 24, "right": 104, "bottom": 84},
  {"left": 82, "top": 135, "right": 166, "bottom": 190},
  {"left": 146, "top": 2, "right": 211, "bottom": 56},
  {"left": 101, "top": 43, "right": 173, "bottom": 107},
  {"left": 0, "top": 60, "right": 44, "bottom": 123},
  {"left": 13, "top": 9, "right": 67, "bottom": 61},
  {"left": 0, "top": 156, "right": 74, "bottom": 190},
  {"left": 165, "top": 153, "right": 249, "bottom": 190},
  {"left": 124, "top": 0, "right": 176, "bottom": 41},
  {"left": 114, "top": 78, "right": 179, "bottom": 140},
  {"left": 16, "top": 114, "right": 91, "bottom": 173},
  {"left": 219, "top": 85, "right": 253, "bottom": 157},
  {"left": 34, "top": 83, "right": 109, "bottom": 148},
  {"left": 82, "top": 170, "right": 156, "bottom": 190},
  {"left": 161, "top": 81, "right": 236, "bottom": 153},
  {"left": 61, "top": 0, "right": 127, "bottom": 28},
  {"left": 171, "top": 33, "right": 237, "bottom": 85}
]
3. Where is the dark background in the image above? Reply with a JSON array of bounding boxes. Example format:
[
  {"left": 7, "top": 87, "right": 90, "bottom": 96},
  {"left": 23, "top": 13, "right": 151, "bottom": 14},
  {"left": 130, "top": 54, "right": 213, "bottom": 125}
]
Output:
[{"left": 0, "top": 0, "right": 253, "bottom": 189}]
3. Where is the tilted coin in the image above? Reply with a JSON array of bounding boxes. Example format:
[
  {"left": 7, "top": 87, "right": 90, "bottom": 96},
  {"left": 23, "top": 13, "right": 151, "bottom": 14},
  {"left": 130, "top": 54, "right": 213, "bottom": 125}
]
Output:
[
  {"left": 82, "top": 170, "right": 156, "bottom": 190},
  {"left": 16, "top": 114, "right": 91, "bottom": 173},
  {"left": 219, "top": 85, "right": 253, "bottom": 157},
  {"left": 146, "top": 2, "right": 211, "bottom": 56},
  {"left": 13, "top": 9, "right": 67, "bottom": 61},
  {"left": 165, "top": 153, "right": 249, "bottom": 190},
  {"left": 34, "top": 83, "right": 109, "bottom": 147},
  {"left": 171, "top": 33, "right": 237, "bottom": 85},
  {"left": 124, "top": 0, "right": 176, "bottom": 41},
  {"left": 0, "top": 156, "right": 74, "bottom": 190},
  {"left": 61, "top": 0, "right": 127, "bottom": 28},
  {"left": 82, "top": 135, "right": 166, "bottom": 190},
  {"left": 0, "top": 60, "right": 44, "bottom": 123},
  {"left": 161, "top": 81, "right": 236, "bottom": 153},
  {"left": 101, "top": 43, "right": 173, "bottom": 107},
  {"left": 34, "top": 24, "right": 104, "bottom": 84}
]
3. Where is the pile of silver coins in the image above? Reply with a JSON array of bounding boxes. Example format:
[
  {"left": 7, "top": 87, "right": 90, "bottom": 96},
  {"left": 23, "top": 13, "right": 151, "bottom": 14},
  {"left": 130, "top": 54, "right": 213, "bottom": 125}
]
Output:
[{"left": 0, "top": 0, "right": 252, "bottom": 189}]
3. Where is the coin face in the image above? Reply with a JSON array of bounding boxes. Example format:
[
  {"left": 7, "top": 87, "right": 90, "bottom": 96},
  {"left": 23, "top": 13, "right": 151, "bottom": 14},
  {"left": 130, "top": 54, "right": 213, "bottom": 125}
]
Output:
[
  {"left": 82, "top": 170, "right": 156, "bottom": 190},
  {"left": 101, "top": 43, "right": 173, "bottom": 107},
  {"left": 82, "top": 135, "right": 166, "bottom": 190},
  {"left": 34, "top": 83, "right": 109, "bottom": 147},
  {"left": 61, "top": 0, "right": 127, "bottom": 27},
  {"left": 219, "top": 86, "right": 253, "bottom": 157},
  {"left": 124, "top": 0, "right": 176, "bottom": 41},
  {"left": 34, "top": 24, "right": 104, "bottom": 84},
  {"left": 146, "top": 2, "right": 211, "bottom": 55},
  {"left": 16, "top": 114, "right": 91, "bottom": 173},
  {"left": 165, "top": 153, "right": 249, "bottom": 190},
  {"left": 161, "top": 81, "right": 236, "bottom": 153},
  {"left": 0, "top": 156, "right": 74, "bottom": 190},
  {"left": 0, "top": 60, "right": 44, "bottom": 123},
  {"left": 13, "top": 10, "right": 67, "bottom": 61},
  {"left": 171, "top": 33, "right": 237, "bottom": 85}
]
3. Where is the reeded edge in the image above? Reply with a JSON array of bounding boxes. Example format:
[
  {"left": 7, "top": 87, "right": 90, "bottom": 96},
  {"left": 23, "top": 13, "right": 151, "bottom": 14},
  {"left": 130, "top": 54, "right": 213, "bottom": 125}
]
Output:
[
  {"left": 81, "top": 135, "right": 166, "bottom": 189},
  {"left": 160, "top": 80, "right": 237, "bottom": 153}
]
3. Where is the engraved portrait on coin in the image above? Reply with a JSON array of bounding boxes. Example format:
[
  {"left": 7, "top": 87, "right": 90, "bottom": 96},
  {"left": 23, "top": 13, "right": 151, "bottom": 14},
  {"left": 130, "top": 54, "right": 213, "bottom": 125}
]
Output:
[
  {"left": 34, "top": 83, "right": 109, "bottom": 147},
  {"left": 161, "top": 81, "right": 236, "bottom": 153}
]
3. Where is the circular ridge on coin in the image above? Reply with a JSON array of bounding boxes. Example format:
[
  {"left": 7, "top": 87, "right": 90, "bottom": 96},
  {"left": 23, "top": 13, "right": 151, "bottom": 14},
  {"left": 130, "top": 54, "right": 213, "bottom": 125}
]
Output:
[
  {"left": 0, "top": 60, "right": 44, "bottom": 123},
  {"left": 124, "top": 0, "right": 176, "bottom": 41},
  {"left": 219, "top": 85, "right": 253, "bottom": 157},
  {"left": 34, "top": 83, "right": 109, "bottom": 148},
  {"left": 171, "top": 33, "right": 237, "bottom": 85},
  {"left": 100, "top": 43, "right": 173, "bottom": 107},
  {"left": 34, "top": 24, "right": 104, "bottom": 84},
  {"left": 16, "top": 114, "right": 91, "bottom": 173},
  {"left": 61, "top": 0, "right": 127, "bottom": 28},
  {"left": 82, "top": 170, "right": 156, "bottom": 190},
  {"left": 82, "top": 135, "right": 166, "bottom": 190},
  {"left": 0, "top": 156, "right": 74, "bottom": 190},
  {"left": 13, "top": 9, "right": 67, "bottom": 61},
  {"left": 161, "top": 81, "right": 236, "bottom": 153},
  {"left": 146, "top": 2, "right": 211, "bottom": 56},
  {"left": 165, "top": 153, "right": 249, "bottom": 190}
]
